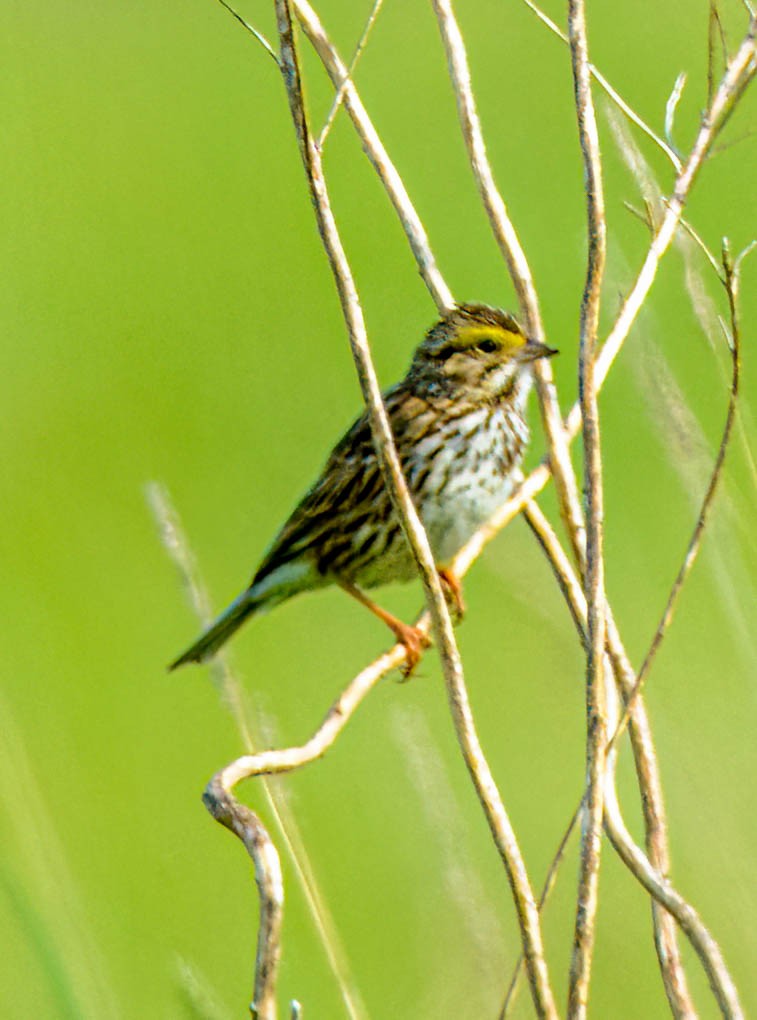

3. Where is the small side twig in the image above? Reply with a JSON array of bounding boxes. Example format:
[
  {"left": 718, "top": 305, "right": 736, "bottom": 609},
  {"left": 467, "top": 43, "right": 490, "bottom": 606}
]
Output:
[
  {"left": 608, "top": 238, "right": 749, "bottom": 751},
  {"left": 664, "top": 72, "right": 687, "bottom": 158},
  {"left": 316, "top": 0, "right": 384, "bottom": 149},
  {"left": 569, "top": 16, "right": 757, "bottom": 435},
  {"left": 520, "top": 0, "right": 683, "bottom": 170},
  {"left": 214, "top": 0, "right": 280, "bottom": 65},
  {"left": 602, "top": 658, "right": 744, "bottom": 1020},
  {"left": 294, "top": 0, "right": 454, "bottom": 314},
  {"left": 500, "top": 798, "right": 581, "bottom": 1018}
]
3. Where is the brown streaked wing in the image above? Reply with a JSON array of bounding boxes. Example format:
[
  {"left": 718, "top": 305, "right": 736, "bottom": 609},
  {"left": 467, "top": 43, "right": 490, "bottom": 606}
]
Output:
[
  {"left": 250, "top": 394, "right": 392, "bottom": 586},
  {"left": 249, "top": 382, "right": 446, "bottom": 587}
]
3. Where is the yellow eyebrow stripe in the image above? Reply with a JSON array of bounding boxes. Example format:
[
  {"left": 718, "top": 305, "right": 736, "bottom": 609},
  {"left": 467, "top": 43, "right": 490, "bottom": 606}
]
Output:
[{"left": 454, "top": 323, "right": 525, "bottom": 349}]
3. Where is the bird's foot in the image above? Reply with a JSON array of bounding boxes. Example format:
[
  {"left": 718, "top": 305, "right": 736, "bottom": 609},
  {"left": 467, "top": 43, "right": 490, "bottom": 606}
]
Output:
[
  {"left": 389, "top": 620, "right": 432, "bottom": 679},
  {"left": 337, "top": 580, "right": 430, "bottom": 678},
  {"left": 439, "top": 567, "right": 466, "bottom": 622}
]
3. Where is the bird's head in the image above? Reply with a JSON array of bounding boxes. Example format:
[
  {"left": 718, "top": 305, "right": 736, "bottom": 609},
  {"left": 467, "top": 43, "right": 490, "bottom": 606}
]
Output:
[{"left": 410, "top": 304, "right": 557, "bottom": 402}]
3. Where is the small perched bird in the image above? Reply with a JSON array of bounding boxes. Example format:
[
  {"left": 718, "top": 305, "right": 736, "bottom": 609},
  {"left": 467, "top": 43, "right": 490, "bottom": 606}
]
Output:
[{"left": 171, "top": 304, "right": 556, "bottom": 671}]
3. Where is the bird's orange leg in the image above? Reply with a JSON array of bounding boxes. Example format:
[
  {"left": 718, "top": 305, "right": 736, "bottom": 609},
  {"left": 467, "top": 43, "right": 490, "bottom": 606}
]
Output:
[
  {"left": 339, "top": 581, "right": 430, "bottom": 676},
  {"left": 438, "top": 567, "right": 466, "bottom": 621}
]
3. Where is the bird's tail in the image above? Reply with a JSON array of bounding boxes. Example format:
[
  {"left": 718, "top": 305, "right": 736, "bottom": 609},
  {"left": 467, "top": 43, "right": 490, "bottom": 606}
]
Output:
[{"left": 169, "top": 591, "right": 259, "bottom": 670}]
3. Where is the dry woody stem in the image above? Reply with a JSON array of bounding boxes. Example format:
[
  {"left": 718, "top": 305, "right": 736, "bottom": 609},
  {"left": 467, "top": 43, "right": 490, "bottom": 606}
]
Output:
[
  {"left": 566, "top": 2, "right": 608, "bottom": 1016},
  {"left": 294, "top": 0, "right": 454, "bottom": 313},
  {"left": 608, "top": 243, "right": 746, "bottom": 750},
  {"left": 202, "top": 786, "right": 284, "bottom": 1020}
]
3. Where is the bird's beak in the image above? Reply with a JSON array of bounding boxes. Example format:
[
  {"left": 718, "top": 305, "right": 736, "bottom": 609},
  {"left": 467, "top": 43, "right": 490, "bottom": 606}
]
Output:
[{"left": 519, "top": 338, "right": 559, "bottom": 362}]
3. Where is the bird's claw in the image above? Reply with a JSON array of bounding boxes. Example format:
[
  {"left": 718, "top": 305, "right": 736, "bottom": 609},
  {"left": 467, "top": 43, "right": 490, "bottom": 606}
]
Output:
[{"left": 394, "top": 622, "right": 431, "bottom": 679}]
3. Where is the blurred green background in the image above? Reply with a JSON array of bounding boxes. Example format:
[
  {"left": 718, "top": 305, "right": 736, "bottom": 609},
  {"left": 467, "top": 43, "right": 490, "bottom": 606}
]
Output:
[{"left": 2, "top": 0, "right": 755, "bottom": 1016}]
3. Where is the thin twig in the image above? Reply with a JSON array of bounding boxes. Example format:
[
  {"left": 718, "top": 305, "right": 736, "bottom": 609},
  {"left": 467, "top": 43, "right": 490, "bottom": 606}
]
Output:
[
  {"left": 708, "top": 0, "right": 729, "bottom": 107},
  {"left": 203, "top": 787, "right": 283, "bottom": 1020},
  {"left": 212, "top": 642, "right": 409, "bottom": 791},
  {"left": 214, "top": 0, "right": 281, "bottom": 65},
  {"left": 608, "top": 239, "right": 748, "bottom": 752},
  {"left": 294, "top": 0, "right": 454, "bottom": 314},
  {"left": 603, "top": 792, "right": 744, "bottom": 1019},
  {"left": 602, "top": 650, "right": 744, "bottom": 1020},
  {"left": 500, "top": 797, "right": 581, "bottom": 1018},
  {"left": 603, "top": 616, "right": 696, "bottom": 1019},
  {"left": 520, "top": 0, "right": 683, "bottom": 170},
  {"left": 566, "top": 1, "right": 608, "bottom": 1013},
  {"left": 317, "top": 0, "right": 384, "bottom": 149},
  {"left": 525, "top": 505, "right": 696, "bottom": 1016},
  {"left": 664, "top": 72, "right": 687, "bottom": 159},
  {"left": 570, "top": 17, "right": 757, "bottom": 436},
  {"left": 273, "top": 2, "right": 453, "bottom": 666},
  {"left": 217, "top": 0, "right": 451, "bottom": 314}
]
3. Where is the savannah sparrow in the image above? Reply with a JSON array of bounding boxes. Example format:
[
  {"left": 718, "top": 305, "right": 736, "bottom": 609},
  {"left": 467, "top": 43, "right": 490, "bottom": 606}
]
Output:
[{"left": 171, "top": 304, "right": 556, "bottom": 671}]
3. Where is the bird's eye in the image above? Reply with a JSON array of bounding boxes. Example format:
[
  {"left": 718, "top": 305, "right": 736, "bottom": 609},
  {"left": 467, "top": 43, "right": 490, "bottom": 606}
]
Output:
[
  {"left": 477, "top": 338, "right": 499, "bottom": 353},
  {"left": 436, "top": 345, "right": 455, "bottom": 361}
]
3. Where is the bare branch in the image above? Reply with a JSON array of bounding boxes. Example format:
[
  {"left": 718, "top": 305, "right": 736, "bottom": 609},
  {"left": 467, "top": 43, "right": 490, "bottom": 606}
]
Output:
[
  {"left": 567, "top": 17, "right": 757, "bottom": 437},
  {"left": 429, "top": 0, "right": 540, "bottom": 330},
  {"left": 520, "top": 0, "right": 683, "bottom": 170},
  {"left": 566, "top": 1, "right": 608, "bottom": 1012},
  {"left": 274, "top": 0, "right": 454, "bottom": 667},
  {"left": 603, "top": 617, "right": 696, "bottom": 1018},
  {"left": 294, "top": 0, "right": 454, "bottom": 313},
  {"left": 524, "top": 502, "right": 694, "bottom": 1013},
  {"left": 500, "top": 785, "right": 581, "bottom": 1018},
  {"left": 608, "top": 238, "right": 749, "bottom": 751},
  {"left": 213, "top": 0, "right": 281, "bottom": 65},
  {"left": 664, "top": 72, "right": 687, "bottom": 157},
  {"left": 203, "top": 786, "right": 283, "bottom": 1020},
  {"left": 603, "top": 665, "right": 744, "bottom": 1020},
  {"left": 317, "top": 0, "right": 384, "bottom": 149},
  {"left": 708, "top": 0, "right": 728, "bottom": 106},
  {"left": 212, "top": 644, "right": 408, "bottom": 791}
]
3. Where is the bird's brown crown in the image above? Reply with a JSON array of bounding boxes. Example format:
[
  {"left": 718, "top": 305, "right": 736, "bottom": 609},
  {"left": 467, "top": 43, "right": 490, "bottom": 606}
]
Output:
[{"left": 422, "top": 303, "right": 526, "bottom": 358}]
